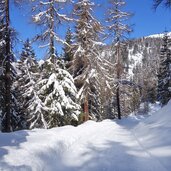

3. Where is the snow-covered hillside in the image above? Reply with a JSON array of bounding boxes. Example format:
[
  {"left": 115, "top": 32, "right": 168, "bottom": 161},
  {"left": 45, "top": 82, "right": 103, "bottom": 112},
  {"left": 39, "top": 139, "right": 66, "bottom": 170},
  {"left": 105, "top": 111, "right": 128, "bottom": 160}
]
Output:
[
  {"left": 133, "top": 100, "right": 171, "bottom": 171},
  {"left": 0, "top": 102, "right": 171, "bottom": 171},
  {"left": 147, "top": 32, "right": 171, "bottom": 38},
  {"left": 127, "top": 36, "right": 162, "bottom": 77},
  {"left": 101, "top": 35, "right": 163, "bottom": 78}
]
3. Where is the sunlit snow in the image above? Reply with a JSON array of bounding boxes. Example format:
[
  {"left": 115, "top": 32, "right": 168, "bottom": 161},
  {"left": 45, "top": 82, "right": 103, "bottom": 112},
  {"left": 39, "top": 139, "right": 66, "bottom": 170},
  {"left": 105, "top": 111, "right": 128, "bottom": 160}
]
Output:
[{"left": 0, "top": 102, "right": 171, "bottom": 171}]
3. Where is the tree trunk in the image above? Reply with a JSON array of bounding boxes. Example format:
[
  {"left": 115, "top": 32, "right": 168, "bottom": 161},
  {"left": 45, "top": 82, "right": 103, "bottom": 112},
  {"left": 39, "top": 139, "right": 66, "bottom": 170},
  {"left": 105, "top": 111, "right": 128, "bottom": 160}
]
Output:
[
  {"left": 4, "top": 0, "right": 11, "bottom": 132},
  {"left": 116, "top": 86, "right": 121, "bottom": 119},
  {"left": 84, "top": 93, "right": 89, "bottom": 121},
  {"left": 49, "top": 0, "right": 55, "bottom": 62},
  {"left": 116, "top": 38, "right": 121, "bottom": 120}
]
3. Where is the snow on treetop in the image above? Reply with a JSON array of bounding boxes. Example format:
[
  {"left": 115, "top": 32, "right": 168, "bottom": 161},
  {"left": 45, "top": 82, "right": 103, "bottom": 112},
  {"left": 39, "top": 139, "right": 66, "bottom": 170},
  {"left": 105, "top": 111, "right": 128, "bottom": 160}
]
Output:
[{"left": 0, "top": 40, "right": 5, "bottom": 47}]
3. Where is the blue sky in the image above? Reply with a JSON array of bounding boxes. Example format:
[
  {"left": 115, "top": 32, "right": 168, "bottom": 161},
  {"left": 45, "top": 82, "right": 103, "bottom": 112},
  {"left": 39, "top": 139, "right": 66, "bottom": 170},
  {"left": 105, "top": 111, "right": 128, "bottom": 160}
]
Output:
[{"left": 10, "top": 0, "right": 171, "bottom": 59}]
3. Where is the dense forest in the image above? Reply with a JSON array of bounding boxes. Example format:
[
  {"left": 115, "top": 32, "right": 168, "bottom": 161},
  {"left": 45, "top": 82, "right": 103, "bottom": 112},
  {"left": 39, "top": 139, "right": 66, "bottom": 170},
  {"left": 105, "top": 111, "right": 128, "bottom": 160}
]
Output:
[{"left": 0, "top": 0, "right": 171, "bottom": 132}]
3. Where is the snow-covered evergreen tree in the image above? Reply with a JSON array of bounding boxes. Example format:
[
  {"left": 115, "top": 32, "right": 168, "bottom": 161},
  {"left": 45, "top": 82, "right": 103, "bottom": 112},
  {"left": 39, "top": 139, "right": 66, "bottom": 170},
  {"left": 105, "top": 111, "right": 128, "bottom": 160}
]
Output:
[
  {"left": 106, "top": 0, "right": 132, "bottom": 119},
  {"left": 20, "top": 39, "right": 37, "bottom": 64},
  {"left": 1, "top": 0, "right": 26, "bottom": 131},
  {"left": 63, "top": 27, "right": 73, "bottom": 64},
  {"left": 0, "top": 0, "right": 23, "bottom": 131},
  {"left": 15, "top": 39, "right": 79, "bottom": 129},
  {"left": 30, "top": 0, "right": 80, "bottom": 128},
  {"left": 71, "top": 0, "right": 113, "bottom": 121},
  {"left": 3, "top": 0, "right": 12, "bottom": 132},
  {"left": 157, "top": 32, "right": 171, "bottom": 105},
  {"left": 0, "top": 0, "right": 19, "bottom": 131},
  {"left": 14, "top": 39, "right": 41, "bottom": 129},
  {"left": 36, "top": 58, "right": 80, "bottom": 128},
  {"left": 0, "top": 11, "right": 5, "bottom": 131}
]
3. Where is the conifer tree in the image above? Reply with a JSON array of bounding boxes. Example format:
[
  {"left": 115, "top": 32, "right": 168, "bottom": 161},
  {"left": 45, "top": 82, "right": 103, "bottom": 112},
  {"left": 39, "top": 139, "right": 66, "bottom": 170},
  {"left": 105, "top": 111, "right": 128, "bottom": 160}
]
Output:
[
  {"left": 157, "top": 32, "right": 171, "bottom": 105},
  {"left": 32, "top": 0, "right": 72, "bottom": 62},
  {"left": 14, "top": 39, "right": 41, "bottom": 129},
  {"left": 36, "top": 59, "right": 80, "bottom": 128},
  {"left": 63, "top": 27, "right": 73, "bottom": 65},
  {"left": 20, "top": 39, "right": 36, "bottom": 64},
  {"left": 31, "top": 0, "right": 80, "bottom": 128},
  {"left": 2, "top": 0, "right": 12, "bottom": 132},
  {"left": 0, "top": 14, "right": 5, "bottom": 131},
  {"left": 106, "top": 0, "right": 132, "bottom": 119},
  {"left": 71, "top": 0, "right": 113, "bottom": 121},
  {"left": 0, "top": 0, "right": 23, "bottom": 131}
]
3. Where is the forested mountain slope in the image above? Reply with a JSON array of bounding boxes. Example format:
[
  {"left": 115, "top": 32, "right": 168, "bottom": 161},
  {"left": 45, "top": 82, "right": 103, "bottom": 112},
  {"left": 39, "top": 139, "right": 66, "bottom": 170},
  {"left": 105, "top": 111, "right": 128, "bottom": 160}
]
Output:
[{"left": 102, "top": 34, "right": 164, "bottom": 77}]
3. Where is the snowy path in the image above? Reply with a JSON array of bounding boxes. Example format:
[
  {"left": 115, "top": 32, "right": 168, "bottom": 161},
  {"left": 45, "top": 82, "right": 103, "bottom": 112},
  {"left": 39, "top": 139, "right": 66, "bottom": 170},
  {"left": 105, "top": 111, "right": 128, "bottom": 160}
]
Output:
[
  {"left": 58, "top": 120, "right": 168, "bottom": 171},
  {"left": 0, "top": 104, "right": 171, "bottom": 171}
]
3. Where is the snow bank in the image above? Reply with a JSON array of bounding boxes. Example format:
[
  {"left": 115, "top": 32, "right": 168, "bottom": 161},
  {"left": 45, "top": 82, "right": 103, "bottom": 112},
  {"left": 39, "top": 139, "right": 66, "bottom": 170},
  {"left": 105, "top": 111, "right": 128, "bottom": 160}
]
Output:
[
  {"left": 0, "top": 102, "right": 171, "bottom": 171},
  {"left": 0, "top": 121, "right": 101, "bottom": 171},
  {"left": 133, "top": 100, "right": 171, "bottom": 171}
]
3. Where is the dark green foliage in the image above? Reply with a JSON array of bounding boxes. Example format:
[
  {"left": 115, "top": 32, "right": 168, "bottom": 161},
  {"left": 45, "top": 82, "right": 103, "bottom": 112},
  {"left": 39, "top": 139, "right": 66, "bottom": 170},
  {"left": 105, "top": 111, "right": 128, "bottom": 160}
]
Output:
[
  {"left": 20, "top": 39, "right": 36, "bottom": 63},
  {"left": 63, "top": 27, "right": 73, "bottom": 64},
  {"left": 14, "top": 39, "right": 40, "bottom": 129},
  {"left": 0, "top": 19, "right": 5, "bottom": 131},
  {"left": 157, "top": 32, "right": 171, "bottom": 105}
]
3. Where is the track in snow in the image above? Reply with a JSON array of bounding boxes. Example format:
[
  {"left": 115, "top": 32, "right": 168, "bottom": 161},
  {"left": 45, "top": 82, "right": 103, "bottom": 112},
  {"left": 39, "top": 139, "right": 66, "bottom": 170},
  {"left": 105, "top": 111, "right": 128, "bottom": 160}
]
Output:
[
  {"left": 0, "top": 118, "right": 169, "bottom": 171},
  {"left": 55, "top": 120, "right": 168, "bottom": 171}
]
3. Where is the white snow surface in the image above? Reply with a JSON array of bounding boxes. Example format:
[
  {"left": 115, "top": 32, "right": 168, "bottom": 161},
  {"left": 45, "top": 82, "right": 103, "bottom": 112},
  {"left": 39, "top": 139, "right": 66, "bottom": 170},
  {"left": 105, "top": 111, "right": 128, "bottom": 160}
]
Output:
[
  {"left": 128, "top": 49, "right": 143, "bottom": 77},
  {"left": 0, "top": 102, "right": 171, "bottom": 171},
  {"left": 146, "top": 32, "right": 171, "bottom": 38}
]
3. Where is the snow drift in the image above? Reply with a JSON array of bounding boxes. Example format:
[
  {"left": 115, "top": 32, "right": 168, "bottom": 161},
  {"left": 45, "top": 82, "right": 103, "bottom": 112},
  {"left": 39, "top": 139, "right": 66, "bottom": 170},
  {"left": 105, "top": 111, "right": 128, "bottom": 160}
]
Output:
[
  {"left": 0, "top": 101, "right": 171, "bottom": 171},
  {"left": 133, "top": 100, "right": 171, "bottom": 171}
]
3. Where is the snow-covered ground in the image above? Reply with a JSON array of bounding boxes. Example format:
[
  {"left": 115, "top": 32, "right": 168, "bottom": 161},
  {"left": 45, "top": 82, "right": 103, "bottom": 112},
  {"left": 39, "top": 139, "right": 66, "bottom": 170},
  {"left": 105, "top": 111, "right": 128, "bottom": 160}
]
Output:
[
  {"left": 147, "top": 32, "right": 171, "bottom": 38},
  {"left": 0, "top": 102, "right": 171, "bottom": 171}
]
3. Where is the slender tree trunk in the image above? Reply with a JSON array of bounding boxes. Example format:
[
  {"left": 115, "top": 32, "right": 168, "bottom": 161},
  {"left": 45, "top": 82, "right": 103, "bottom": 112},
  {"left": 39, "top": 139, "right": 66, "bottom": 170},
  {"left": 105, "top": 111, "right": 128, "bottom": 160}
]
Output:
[
  {"left": 49, "top": 0, "right": 55, "bottom": 62},
  {"left": 4, "top": 0, "right": 11, "bottom": 132},
  {"left": 116, "top": 85, "right": 121, "bottom": 119},
  {"left": 84, "top": 93, "right": 89, "bottom": 121},
  {"left": 116, "top": 39, "right": 121, "bottom": 120}
]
